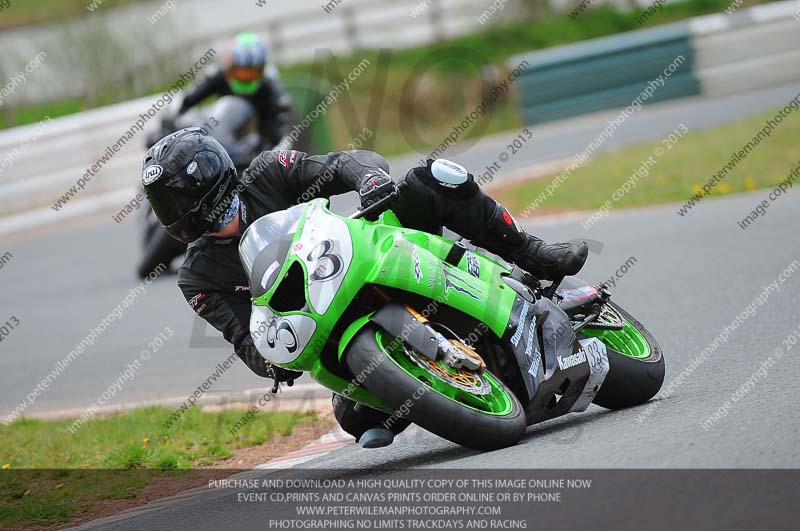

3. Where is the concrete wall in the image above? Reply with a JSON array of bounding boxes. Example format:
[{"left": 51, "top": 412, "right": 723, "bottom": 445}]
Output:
[{"left": 691, "top": 1, "right": 800, "bottom": 96}]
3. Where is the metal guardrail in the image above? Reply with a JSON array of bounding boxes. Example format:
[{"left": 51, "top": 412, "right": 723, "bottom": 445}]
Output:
[
  {"left": 0, "top": 0, "right": 499, "bottom": 222},
  {"left": 3, "top": 1, "right": 800, "bottom": 228},
  {"left": 0, "top": 75, "right": 333, "bottom": 219},
  {"left": 0, "top": 95, "right": 155, "bottom": 218},
  {"left": 0, "top": 0, "right": 498, "bottom": 107}
]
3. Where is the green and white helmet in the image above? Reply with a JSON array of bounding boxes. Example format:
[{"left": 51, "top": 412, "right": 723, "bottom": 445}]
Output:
[{"left": 224, "top": 33, "right": 269, "bottom": 95}]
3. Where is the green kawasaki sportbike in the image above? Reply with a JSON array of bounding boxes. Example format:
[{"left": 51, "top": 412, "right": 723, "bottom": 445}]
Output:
[{"left": 239, "top": 194, "right": 665, "bottom": 451}]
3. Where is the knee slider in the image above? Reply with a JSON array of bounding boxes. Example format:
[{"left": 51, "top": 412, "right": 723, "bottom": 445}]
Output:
[{"left": 410, "top": 158, "right": 479, "bottom": 199}]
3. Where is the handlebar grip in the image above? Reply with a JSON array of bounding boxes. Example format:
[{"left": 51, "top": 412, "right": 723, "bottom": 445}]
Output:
[{"left": 348, "top": 181, "right": 405, "bottom": 220}]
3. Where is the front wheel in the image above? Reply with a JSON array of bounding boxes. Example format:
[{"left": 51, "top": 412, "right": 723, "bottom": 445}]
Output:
[
  {"left": 581, "top": 303, "right": 665, "bottom": 410},
  {"left": 345, "top": 325, "right": 526, "bottom": 451}
]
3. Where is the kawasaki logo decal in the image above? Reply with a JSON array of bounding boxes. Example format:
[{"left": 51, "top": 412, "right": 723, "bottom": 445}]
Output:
[{"left": 557, "top": 351, "right": 587, "bottom": 370}]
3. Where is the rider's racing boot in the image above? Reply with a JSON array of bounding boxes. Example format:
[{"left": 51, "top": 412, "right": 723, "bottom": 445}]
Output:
[
  {"left": 358, "top": 428, "right": 396, "bottom": 449},
  {"left": 471, "top": 202, "right": 588, "bottom": 281},
  {"left": 333, "top": 395, "right": 411, "bottom": 449}
]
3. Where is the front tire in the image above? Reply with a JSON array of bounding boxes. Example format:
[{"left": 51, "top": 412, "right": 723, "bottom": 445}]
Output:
[
  {"left": 345, "top": 325, "right": 526, "bottom": 451},
  {"left": 582, "top": 303, "right": 665, "bottom": 410}
]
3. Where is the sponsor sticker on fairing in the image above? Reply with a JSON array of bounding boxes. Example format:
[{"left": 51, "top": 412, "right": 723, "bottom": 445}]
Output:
[
  {"left": 568, "top": 337, "right": 609, "bottom": 413},
  {"left": 524, "top": 315, "right": 539, "bottom": 376},
  {"left": 466, "top": 251, "right": 481, "bottom": 278},
  {"left": 557, "top": 350, "right": 587, "bottom": 370},
  {"left": 510, "top": 300, "right": 530, "bottom": 347},
  {"left": 412, "top": 247, "right": 423, "bottom": 284}
]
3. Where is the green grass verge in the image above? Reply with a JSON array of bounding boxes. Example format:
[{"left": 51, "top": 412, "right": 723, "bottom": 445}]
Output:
[
  {"left": 494, "top": 106, "right": 800, "bottom": 215},
  {"left": 0, "top": 407, "right": 320, "bottom": 528}
]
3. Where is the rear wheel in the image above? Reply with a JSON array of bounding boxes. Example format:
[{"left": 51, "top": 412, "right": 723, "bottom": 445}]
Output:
[
  {"left": 345, "top": 324, "right": 526, "bottom": 451},
  {"left": 581, "top": 303, "right": 664, "bottom": 410}
]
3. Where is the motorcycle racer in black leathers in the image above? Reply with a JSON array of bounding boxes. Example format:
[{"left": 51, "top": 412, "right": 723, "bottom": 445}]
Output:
[
  {"left": 142, "top": 127, "right": 588, "bottom": 448},
  {"left": 166, "top": 33, "right": 292, "bottom": 148}
]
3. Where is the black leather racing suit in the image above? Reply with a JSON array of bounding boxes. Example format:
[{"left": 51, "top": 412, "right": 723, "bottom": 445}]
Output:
[
  {"left": 178, "top": 150, "right": 513, "bottom": 440},
  {"left": 178, "top": 66, "right": 293, "bottom": 147}
]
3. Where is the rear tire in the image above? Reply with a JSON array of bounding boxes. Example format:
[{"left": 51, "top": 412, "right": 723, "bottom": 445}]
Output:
[
  {"left": 585, "top": 303, "right": 665, "bottom": 410},
  {"left": 345, "top": 325, "right": 526, "bottom": 451}
]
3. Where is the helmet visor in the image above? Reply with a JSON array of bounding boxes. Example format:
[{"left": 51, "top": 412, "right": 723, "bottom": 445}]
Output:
[
  {"left": 229, "top": 65, "right": 263, "bottom": 83},
  {"left": 160, "top": 176, "right": 237, "bottom": 243},
  {"left": 146, "top": 178, "right": 203, "bottom": 228}
]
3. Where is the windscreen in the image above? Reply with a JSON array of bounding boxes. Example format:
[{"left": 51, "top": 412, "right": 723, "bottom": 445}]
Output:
[{"left": 239, "top": 204, "right": 307, "bottom": 298}]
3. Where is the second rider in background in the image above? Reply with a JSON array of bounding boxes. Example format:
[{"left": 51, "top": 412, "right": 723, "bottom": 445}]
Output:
[{"left": 165, "top": 32, "right": 293, "bottom": 149}]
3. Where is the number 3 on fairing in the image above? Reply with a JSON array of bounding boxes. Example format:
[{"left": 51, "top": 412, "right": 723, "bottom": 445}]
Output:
[
  {"left": 294, "top": 202, "right": 354, "bottom": 315},
  {"left": 266, "top": 316, "right": 299, "bottom": 353},
  {"left": 307, "top": 240, "right": 343, "bottom": 282}
]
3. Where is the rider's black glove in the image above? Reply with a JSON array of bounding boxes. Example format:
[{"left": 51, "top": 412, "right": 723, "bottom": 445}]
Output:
[
  {"left": 358, "top": 169, "right": 397, "bottom": 211},
  {"left": 266, "top": 363, "right": 302, "bottom": 394}
]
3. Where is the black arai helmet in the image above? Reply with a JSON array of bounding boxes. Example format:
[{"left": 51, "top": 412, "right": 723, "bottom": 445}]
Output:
[{"left": 142, "top": 127, "right": 238, "bottom": 243}]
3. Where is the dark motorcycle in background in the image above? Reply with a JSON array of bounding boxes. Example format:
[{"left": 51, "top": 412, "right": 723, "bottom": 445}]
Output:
[{"left": 137, "top": 96, "right": 268, "bottom": 278}]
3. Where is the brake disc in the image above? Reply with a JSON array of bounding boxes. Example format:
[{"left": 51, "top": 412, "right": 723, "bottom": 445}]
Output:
[{"left": 403, "top": 346, "right": 492, "bottom": 395}]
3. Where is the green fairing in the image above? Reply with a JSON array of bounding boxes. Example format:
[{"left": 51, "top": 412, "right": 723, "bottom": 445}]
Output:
[
  {"left": 247, "top": 200, "right": 649, "bottom": 414},
  {"left": 249, "top": 200, "right": 517, "bottom": 406}
]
